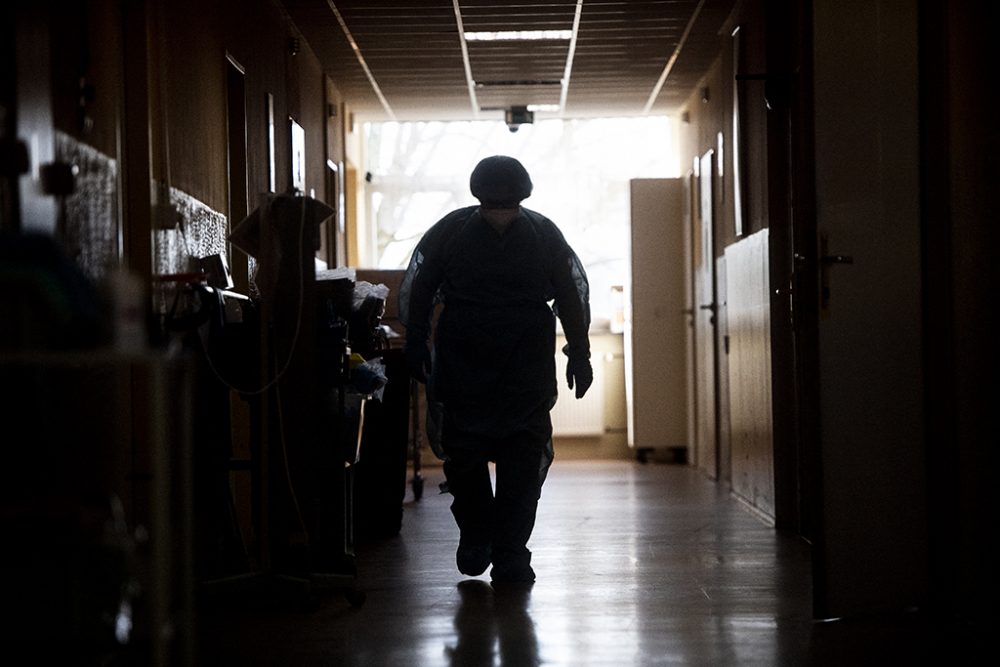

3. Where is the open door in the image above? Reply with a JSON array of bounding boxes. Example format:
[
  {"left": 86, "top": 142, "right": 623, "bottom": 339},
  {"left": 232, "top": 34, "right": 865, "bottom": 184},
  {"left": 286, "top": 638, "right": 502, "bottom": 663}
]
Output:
[
  {"left": 626, "top": 178, "right": 687, "bottom": 458},
  {"left": 808, "top": 0, "right": 927, "bottom": 618},
  {"left": 693, "top": 150, "right": 718, "bottom": 479}
]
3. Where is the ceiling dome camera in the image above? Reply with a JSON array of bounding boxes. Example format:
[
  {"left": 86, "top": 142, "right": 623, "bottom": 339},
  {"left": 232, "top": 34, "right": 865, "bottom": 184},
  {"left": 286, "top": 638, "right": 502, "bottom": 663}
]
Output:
[{"left": 504, "top": 105, "right": 534, "bottom": 133}]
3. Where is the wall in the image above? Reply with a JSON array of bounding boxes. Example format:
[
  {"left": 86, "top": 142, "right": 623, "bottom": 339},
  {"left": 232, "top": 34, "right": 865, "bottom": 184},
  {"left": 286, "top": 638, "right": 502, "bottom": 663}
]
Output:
[
  {"left": 143, "top": 0, "right": 336, "bottom": 279},
  {"left": 922, "top": 0, "right": 998, "bottom": 623},
  {"left": 0, "top": 3, "right": 320, "bottom": 290},
  {"left": 552, "top": 332, "right": 631, "bottom": 461},
  {"left": 342, "top": 106, "right": 368, "bottom": 266},
  {"left": 678, "top": 54, "right": 738, "bottom": 252},
  {"left": 675, "top": 1, "right": 779, "bottom": 522},
  {"left": 678, "top": 51, "right": 738, "bottom": 482},
  {"left": 28, "top": 0, "right": 344, "bottom": 591},
  {"left": 40, "top": 0, "right": 341, "bottom": 283}
]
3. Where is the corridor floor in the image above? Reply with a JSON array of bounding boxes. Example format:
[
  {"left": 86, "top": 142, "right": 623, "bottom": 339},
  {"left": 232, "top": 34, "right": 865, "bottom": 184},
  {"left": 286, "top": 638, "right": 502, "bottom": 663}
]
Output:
[{"left": 197, "top": 460, "right": 959, "bottom": 666}]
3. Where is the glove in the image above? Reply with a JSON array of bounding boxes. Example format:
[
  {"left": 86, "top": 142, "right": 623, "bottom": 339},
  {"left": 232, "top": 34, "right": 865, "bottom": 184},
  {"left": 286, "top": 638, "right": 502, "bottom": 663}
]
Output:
[
  {"left": 405, "top": 341, "right": 432, "bottom": 384},
  {"left": 566, "top": 356, "right": 593, "bottom": 399}
]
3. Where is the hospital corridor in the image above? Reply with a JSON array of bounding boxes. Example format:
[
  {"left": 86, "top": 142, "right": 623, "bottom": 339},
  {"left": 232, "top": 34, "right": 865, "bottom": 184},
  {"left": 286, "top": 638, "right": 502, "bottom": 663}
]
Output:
[{"left": 1, "top": 1, "right": 994, "bottom": 665}]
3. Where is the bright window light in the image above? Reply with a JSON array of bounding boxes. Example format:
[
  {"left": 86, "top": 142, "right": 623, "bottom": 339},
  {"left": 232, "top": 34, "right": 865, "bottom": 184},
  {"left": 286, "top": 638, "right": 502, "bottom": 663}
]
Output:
[
  {"left": 464, "top": 30, "right": 573, "bottom": 41},
  {"left": 362, "top": 116, "right": 681, "bottom": 326}
]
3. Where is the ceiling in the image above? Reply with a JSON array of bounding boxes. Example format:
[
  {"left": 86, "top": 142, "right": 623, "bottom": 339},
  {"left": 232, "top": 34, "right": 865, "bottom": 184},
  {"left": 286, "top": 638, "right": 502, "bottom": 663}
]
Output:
[{"left": 283, "top": 0, "right": 736, "bottom": 123}]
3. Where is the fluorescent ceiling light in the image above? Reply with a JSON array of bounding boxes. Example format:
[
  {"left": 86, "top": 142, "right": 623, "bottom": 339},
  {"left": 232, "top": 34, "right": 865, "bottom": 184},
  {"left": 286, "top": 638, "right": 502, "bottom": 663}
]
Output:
[
  {"left": 527, "top": 104, "right": 560, "bottom": 112},
  {"left": 464, "top": 30, "right": 572, "bottom": 41}
]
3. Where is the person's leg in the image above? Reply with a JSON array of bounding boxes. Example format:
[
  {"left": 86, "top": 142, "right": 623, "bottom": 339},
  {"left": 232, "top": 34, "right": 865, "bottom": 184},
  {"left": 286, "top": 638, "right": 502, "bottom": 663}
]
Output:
[
  {"left": 490, "top": 411, "right": 553, "bottom": 583},
  {"left": 442, "top": 421, "right": 495, "bottom": 575}
]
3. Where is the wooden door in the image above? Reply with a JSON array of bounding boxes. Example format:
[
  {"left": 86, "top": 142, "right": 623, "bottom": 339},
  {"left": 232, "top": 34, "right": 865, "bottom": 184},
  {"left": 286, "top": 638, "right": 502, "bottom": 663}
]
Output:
[
  {"left": 693, "top": 150, "right": 718, "bottom": 479},
  {"left": 809, "top": 0, "right": 926, "bottom": 618}
]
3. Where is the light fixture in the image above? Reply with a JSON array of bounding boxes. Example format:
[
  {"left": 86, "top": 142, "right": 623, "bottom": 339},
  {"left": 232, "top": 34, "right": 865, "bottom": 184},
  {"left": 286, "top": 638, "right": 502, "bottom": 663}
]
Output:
[{"left": 464, "top": 30, "right": 572, "bottom": 42}]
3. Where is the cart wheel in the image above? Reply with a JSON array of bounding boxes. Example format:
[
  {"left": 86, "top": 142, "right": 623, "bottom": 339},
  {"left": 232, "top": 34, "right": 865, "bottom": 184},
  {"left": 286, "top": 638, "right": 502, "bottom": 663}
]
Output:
[{"left": 412, "top": 475, "right": 424, "bottom": 501}]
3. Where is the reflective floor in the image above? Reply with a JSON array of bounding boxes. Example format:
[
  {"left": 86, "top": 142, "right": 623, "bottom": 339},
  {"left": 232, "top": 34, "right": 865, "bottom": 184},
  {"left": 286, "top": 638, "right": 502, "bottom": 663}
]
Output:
[{"left": 198, "top": 461, "right": 956, "bottom": 666}]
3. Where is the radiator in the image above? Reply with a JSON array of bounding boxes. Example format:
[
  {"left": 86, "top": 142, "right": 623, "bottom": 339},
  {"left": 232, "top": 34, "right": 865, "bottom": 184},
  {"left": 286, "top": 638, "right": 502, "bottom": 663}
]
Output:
[{"left": 551, "top": 353, "right": 605, "bottom": 436}]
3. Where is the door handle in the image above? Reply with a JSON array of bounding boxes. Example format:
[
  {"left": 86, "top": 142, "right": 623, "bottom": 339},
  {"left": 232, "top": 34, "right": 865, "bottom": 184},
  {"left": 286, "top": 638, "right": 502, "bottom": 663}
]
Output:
[
  {"left": 819, "top": 233, "right": 853, "bottom": 310},
  {"left": 699, "top": 303, "right": 717, "bottom": 326}
]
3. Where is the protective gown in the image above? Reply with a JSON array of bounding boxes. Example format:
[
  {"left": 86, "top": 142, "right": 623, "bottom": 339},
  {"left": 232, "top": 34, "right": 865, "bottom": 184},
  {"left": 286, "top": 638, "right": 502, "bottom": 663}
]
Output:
[
  {"left": 399, "top": 205, "right": 591, "bottom": 577},
  {"left": 399, "top": 205, "right": 590, "bottom": 444}
]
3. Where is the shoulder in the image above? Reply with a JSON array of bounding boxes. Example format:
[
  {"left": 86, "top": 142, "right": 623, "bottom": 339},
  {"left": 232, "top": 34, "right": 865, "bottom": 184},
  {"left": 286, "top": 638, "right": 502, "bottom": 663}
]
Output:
[
  {"left": 419, "top": 206, "right": 478, "bottom": 248},
  {"left": 438, "top": 205, "right": 479, "bottom": 227},
  {"left": 521, "top": 207, "right": 569, "bottom": 246}
]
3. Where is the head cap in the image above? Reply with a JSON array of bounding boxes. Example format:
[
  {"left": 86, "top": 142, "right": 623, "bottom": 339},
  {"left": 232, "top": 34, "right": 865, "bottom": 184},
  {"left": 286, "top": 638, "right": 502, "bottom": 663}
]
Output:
[{"left": 470, "top": 156, "right": 532, "bottom": 208}]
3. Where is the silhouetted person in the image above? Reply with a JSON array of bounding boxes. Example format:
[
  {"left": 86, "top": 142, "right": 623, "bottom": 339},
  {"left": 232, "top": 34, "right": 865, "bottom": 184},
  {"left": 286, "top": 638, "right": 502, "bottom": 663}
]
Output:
[{"left": 400, "top": 155, "right": 592, "bottom": 583}]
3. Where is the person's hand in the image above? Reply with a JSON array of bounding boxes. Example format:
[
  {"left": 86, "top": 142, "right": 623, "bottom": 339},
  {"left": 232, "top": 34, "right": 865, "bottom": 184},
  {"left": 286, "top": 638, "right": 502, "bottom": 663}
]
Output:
[
  {"left": 406, "top": 341, "right": 432, "bottom": 383},
  {"left": 566, "top": 356, "right": 593, "bottom": 399}
]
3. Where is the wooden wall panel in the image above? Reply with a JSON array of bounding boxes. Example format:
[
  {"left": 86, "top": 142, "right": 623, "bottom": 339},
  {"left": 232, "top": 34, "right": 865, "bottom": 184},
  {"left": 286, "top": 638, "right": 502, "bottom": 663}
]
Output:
[
  {"left": 715, "top": 255, "right": 731, "bottom": 484},
  {"left": 157, "top": 0, "right": 228, "bottom": 213},
  {"left": 725, "top": 228, "right": 773, "bottom": 519}
]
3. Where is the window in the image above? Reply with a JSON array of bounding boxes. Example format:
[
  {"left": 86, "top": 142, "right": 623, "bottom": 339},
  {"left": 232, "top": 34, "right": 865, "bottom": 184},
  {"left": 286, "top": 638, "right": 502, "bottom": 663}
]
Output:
[{"left": 363, "top": 116, "right": 680, "bottom": 325}]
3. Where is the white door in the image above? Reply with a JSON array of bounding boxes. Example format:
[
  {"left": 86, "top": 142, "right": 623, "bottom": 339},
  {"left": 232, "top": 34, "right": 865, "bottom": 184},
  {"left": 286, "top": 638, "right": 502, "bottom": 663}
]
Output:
[{"left": 626, "top": 178, "right": 687, "bottom": 454}]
